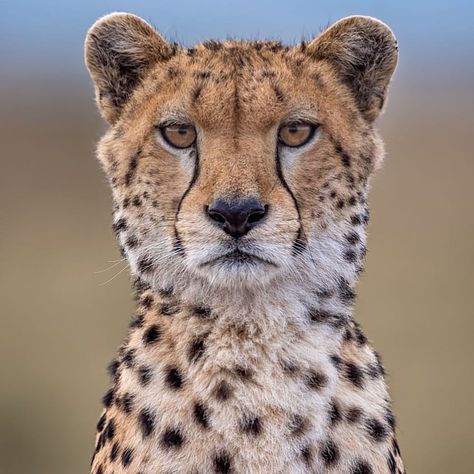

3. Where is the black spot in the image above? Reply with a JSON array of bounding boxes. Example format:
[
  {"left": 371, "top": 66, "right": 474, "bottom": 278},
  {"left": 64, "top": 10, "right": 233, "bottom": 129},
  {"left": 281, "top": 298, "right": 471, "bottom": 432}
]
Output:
[
  {"left": 289, "top": 414, "right": 308, "bottom": 436},
  {"left": 351, "top": 214, "right": 362, "bottom": 225},
  {"left": 129, "top": 313, "right": 144, "bottom": 329},
  {"left": 193, "top": 70, "right": 211, "bottom": 80},
  {"left": 353, "top": 323, "right": 368, "bottom": 345},
  {"left": 329, "top": 400, "right": 342, "bottom": 425},
  {"left": 143, "top": 324, "right": 161, "bottom": 345},
  {"left": 165, "top": 366, "right": 183, "bottom": 389},
  {"left": 112, "top": 218, "right": 127, "bottom": 234},
  {"left": 346, "top": 232, "right": 360, "bottom": 245},
  {"left": 385, "top": 408, "right": 396, "bottom": 431},
  {"left": 341, "top": 152, "right": 352, "bottom": 167},
  {"left": 366, "top": 363, "right": 383, "bottom": 379},
  {"left": 121, "top": 447, "right": 133, "bottom": 466},
  {"left": 194, "top": 306, "right": 212, "bottom": 318},
  {"left": 102, "top": 388, "right": 114, "bottom": 408},
  {"left": 330, "top": 354, "right": 342, "bottom": 370},
  {"left": 374, "top": 351, "right": 386, "bottom": 376},
  {"left": 95, "top": 431, "right": 106, "bottom": 451},
  {"left": 105, "top": 419, "right": 115, "bottom": 440},
  {"left": 160, "top": 303, "right": 179, "bottom": 315},
  {"left": 309, "top": 309, "right": 347, "bottom": 328},
  {"left": 125, "top": 150, "right": 141, "bottom": 186},
  {"left": 193, "top": 84, "right": 203, "bottom": 101},
  {"left": 235, "top": 366, "right": 253, "bottom": 379},
  {"left": 96, "top": 413, "right": 106, "bottom": 432},
  {"left": 137, "top": 256, "right": 154, "bottom": 273},
  {"left": 346, "top": 406, "right": 363, "bottom": 424},
  {"left": 96, "top": 465, "right": 103, "bottom": 474},
  {"left": 141, "top": 295, "right": 154, "bottom": 309},
  {"left": 159, "top": 287, "right": 174, "bottom": 298},
  {"left": 213, "top": 452, "right": 232, "bottom": 473},
  {"left": 122, "top": 348, "right": 136, "bottom": 367},
  {"left": 351, "top": 460, "right": 373, "bottom": 474},
  {"left": 363, "top": 209, "right": 370, "bottom": 223},
  {"left": 108, "top": 357, "right": 121, "bottom": 376},
  {"left": 138, "top": 365, "right": 152, "bottom": 386},
  {"left": 320, "top": 439, "right": 340, "bottom": 466},
  {"left": 338, "top": 278, "right": 356, "bottom": 302},
  {"left": 301, "top": 445, "right": 313, "bottom": 465},
  {"left": 272, "top": 83, "right": 285, "bottom": 102},
  {"left": 189, "top": 336, "right": 206, "bottom": 363},
  {"left": 193, "top": 401, "right": 210, "bottom": 428},
  {"left": 344, "top": 249, "right": 357, "bottom": 263},
  {"left": 344, "top": 327, "right": 354, "bottom": 342},
  {"left": 365, "top": 417, "right": 388, "bottom": 442},
  {"left": 393, "top": 438, "right": 401, "bottom": 455},
  {"left": 161, "top": 427, "right": 184, "bottom": 448},
  {"left": 345, "top": 362, "right": 365, "bottom": 388},
  {"left": 132, "top": 196, "right": 142, "bottom": 207},
  {"left": 281, "top": 359, "right": 300, "bottom": 374},
  {"left": 138, "top": 409, "right": 155, "bottom": 437},
  {"left": 337, "top": 199, "right": 345, "bottom": 209},
  {"left": 348, "top": 195, "right": 357, "bottom": 206},
  {"left": 306, "top": 370, "right": 328, "bottom": 390},
  {"left": 117, "top": 393, "right": 134, "bottom": 414},
  {"left": 110, "top": 442, "right": 119, "bottom": 462},
  {"left": 240, "top": 415, "right": 262, "bottom": 436},
  {"left": 214, "top": 380, "right": 232, "bottom": 400},
  {"left": 388, "top": 452, "right": 397, "bottom": 474}
]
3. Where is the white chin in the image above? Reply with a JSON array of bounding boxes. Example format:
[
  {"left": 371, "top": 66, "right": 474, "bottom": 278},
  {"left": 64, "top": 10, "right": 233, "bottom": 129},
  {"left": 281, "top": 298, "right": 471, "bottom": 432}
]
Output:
[{"left": 196, "top": 258, "right": 280, "bottom": 288}]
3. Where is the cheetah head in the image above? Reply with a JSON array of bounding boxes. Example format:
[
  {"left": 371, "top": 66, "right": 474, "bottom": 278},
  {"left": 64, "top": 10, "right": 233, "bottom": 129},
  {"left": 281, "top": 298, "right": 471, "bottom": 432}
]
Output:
[{"left": 85, "top": 13, "right": 397, "bottom": 295}]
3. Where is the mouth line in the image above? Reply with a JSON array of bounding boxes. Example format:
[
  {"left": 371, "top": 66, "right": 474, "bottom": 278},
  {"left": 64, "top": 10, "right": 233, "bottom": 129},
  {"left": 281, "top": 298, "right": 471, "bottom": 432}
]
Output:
[{"left": 199, "top": 249, "right": 278, "bottom": 268}]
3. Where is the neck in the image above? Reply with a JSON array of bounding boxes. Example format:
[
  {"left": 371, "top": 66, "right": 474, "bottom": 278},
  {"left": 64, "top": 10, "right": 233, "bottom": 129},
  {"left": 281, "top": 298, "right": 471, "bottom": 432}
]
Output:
[{"left": 124, "top": 274, "right": 356, "bottom": 387}]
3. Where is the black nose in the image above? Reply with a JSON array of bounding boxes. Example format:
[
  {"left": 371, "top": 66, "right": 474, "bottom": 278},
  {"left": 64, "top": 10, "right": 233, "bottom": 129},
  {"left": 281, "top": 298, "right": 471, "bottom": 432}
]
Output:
[{"left": 207, "top": 199, "right": 268, "bottom": 238}]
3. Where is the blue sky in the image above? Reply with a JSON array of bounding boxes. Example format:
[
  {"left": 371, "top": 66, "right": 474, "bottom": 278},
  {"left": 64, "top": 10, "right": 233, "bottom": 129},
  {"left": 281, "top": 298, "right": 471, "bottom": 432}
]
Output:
[{"left": 1, "top": 0, "right": 473, "bottom": 78}]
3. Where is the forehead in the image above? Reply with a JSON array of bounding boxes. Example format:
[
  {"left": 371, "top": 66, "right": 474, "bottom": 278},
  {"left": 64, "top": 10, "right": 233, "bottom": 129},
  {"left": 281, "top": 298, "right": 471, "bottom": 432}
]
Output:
[{"left": 141, "top": 41, "right": 329, "bottom": 130}]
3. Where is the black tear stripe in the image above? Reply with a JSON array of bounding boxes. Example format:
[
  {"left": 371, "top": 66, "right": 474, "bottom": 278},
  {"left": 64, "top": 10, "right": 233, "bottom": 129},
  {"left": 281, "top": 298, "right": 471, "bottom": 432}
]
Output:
[
  {"left": 173, "top": 149, "right": 201, "bottom": 256},
  {"left": 275, "top": 148, "right": 306, "bottom": 255},
  {"left": 125, "top": 148, "right": 142, "bottom": 186}
]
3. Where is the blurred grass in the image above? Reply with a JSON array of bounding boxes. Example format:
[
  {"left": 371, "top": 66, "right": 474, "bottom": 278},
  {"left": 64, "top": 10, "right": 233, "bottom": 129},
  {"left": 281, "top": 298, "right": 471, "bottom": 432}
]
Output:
[{"left": 0, "top": 72, "right": 473, "bottom": 473}]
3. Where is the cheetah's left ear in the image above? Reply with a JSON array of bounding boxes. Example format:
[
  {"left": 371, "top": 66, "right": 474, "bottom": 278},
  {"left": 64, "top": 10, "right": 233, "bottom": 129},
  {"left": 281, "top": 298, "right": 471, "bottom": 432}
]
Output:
[
  {"left": 84, "top": 12, "right": 175, "bottom": 124},
  {"left": 307, "top": 16, "right": 398, "bottom": 122}
]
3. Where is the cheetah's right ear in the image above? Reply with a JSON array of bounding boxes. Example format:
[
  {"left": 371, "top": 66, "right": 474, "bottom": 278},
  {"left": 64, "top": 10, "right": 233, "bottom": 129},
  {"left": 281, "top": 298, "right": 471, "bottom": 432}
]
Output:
[{"left": 84, "top": 12, "right": 175, "bottom": 124}]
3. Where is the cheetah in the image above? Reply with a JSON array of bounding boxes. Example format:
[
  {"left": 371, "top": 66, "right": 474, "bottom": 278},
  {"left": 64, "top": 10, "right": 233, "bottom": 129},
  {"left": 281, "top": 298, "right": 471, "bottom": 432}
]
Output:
[{"left": 85, "top": 12, "right": 404, "bottom": 474}]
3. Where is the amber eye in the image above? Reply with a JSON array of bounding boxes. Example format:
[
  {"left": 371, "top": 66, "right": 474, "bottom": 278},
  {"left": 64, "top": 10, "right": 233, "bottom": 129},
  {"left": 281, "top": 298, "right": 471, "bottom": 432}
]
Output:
[
  {"left": 278, "top": 122, "right": 317, "bottom": 148},
  {"left": 160, "top": 124, "right": 196, "bottom": 149}
]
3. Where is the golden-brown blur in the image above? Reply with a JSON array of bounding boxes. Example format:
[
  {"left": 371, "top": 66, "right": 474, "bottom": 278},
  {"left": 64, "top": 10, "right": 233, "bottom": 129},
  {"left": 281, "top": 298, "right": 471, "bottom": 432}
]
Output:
[{"left": 1, "top": 2, "right": 473, "bottom": 473}]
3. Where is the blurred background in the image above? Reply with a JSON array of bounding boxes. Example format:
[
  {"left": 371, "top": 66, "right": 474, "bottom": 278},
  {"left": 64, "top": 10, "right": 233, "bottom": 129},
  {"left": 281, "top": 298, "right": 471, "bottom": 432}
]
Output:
[{"left": 1, "top": 1, "right": 473, "bottom": 473}]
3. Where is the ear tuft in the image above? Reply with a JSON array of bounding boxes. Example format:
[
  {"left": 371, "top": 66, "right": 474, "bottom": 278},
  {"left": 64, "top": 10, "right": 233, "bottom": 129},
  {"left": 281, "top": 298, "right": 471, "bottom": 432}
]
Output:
[
  {"left": 84, "top": 12, "right": 175, "bottom": 124},
  {"left": 308, "top": 16, "right": 398, "bottom": 121}
]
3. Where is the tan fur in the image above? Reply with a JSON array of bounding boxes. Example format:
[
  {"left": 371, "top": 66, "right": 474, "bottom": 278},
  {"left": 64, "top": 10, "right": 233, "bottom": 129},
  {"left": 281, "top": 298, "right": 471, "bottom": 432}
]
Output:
[{"left": 85, "top": 12, "right": 404, "bottom": 474}]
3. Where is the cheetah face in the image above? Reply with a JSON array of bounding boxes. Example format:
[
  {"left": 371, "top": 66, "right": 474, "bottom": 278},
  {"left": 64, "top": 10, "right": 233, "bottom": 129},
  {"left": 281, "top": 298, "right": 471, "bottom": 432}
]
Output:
[{"left": 85, "top": 13, "right": 397, "bottom": 291}]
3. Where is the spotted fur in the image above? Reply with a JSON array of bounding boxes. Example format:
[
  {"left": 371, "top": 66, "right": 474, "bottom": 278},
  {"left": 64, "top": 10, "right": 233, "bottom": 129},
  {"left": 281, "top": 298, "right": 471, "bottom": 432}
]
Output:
[{"left": 85, "top": 12, "right": 404, "bottom": 473}]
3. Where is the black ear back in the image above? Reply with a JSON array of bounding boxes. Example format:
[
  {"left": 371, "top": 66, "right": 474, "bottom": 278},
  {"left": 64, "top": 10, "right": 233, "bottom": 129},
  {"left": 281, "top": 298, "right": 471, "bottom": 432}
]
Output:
[
  {"left": 84, "top": 12, "right": 175, "bottom": 124},
  {"left": 308, "top": 16, "right": 398, "bottom": 122}
]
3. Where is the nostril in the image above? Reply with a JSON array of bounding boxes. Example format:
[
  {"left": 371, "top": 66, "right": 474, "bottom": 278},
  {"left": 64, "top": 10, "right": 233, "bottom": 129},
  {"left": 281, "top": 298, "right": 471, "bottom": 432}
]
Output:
[
  {"left": 247, "top": 205, "right": 268, "bottom": 225},
  {"left": 207, "top": 208, "right": 227, "bottom": 225}
]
